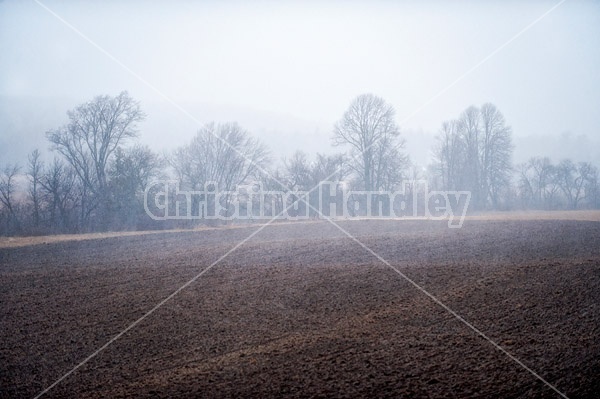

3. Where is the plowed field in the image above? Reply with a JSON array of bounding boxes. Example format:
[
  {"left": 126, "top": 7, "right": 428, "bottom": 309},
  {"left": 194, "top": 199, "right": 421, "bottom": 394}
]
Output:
[{"left": 1, "top": 216, "right": 599, "bottom": 398}]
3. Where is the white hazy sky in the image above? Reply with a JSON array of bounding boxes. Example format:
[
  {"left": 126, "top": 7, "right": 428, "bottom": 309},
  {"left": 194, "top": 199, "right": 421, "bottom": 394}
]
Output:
[{"left": 1, "top": 0, "right": 599, "bottom": 164}]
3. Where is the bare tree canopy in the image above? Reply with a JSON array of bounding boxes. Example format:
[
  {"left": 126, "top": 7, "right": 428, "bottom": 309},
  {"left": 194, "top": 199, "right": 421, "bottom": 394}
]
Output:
[
  {"left": 46, "top": 91, "right": 145, "bottom": 228},
  {"left": 434, "top": 120, "right": 465, "bottom": 191},
  {"left": 434, "top": 103, "right": 513, "bottom": 209},
  {"left": 333, "top": 94, "right": 406, "bottom": 191},
  {"left": 284, "top": 151, "right": 312, "bottom": 191},
  {"left": 555, "top": 160, "right": 597, "bottom": 210},
  {"left": 171, "top": 122, "right": 270, "bottom": 192},
  {"left": 2, "top": 90, "right": 600, "bottom": 237},
  {"left": 517, "top": 157, "right": 558, "bottom": 210},
  {"left": 39, "top": 158, "right": 79, "bottom": 233},
  {"left": 46, "top": 91, "right": 145, "bottom": 196},
  {"left": 284, "top": 151, "right": 347, "bottom": 191},
  {"left": 0, "top": 164, "right": 21, "bottom": 233},
  {"left": 27, "top": 149, "right": 43, "bottom": 228}
]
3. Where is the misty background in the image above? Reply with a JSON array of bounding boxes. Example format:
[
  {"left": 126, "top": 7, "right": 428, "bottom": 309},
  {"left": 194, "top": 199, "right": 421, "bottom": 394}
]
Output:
[{"left": 1, "top": 0, "right": 599, "bottom": 167}]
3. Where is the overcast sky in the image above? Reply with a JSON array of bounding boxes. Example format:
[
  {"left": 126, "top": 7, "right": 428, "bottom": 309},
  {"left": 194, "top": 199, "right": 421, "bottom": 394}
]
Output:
[{"left": 1, "top": 0, "right": 599, "bottom": 165}]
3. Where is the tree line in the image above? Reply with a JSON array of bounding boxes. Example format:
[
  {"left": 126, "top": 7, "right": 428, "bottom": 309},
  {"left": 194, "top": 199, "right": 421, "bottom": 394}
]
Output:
[{"left": 1, "top": 92, "right": 599, "bottom": 236}]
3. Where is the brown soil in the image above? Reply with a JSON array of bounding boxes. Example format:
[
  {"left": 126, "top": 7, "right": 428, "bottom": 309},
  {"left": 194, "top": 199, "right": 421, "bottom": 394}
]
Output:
[
  {"left": 1, "top": 218, "right": 599, "bottom": 398},
  {"left": 2, "top": 210, "right": 599, "bottom": 249}
]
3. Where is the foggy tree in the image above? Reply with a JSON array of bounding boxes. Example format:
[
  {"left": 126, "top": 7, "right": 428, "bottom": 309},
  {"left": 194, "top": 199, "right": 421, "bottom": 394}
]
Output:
[
  {"left": 333, "top": 94, "right": 407, "bottom": 191},
  {"left": 433, "top": 120, "right": 466, "bottom": 191},
  {"left": 433, "top": 103, "right": 513, "bottom": 209},
  {"left": 459, "top": 106, "right": 482, "bottom": 206},
  {"left": 284, "top": 151, "right": 312, "bottom": 191},
  {"left": 555, "top": 160, "right": 595, "bottom": 209},
  {"left": 281, "top": 152, "right": 347, "bottom": 217},
  {"left": 312, "top": 153, "right": 347, "bottom": 186},
  {"left": 403, "top": 162, "right": 427, "bottom": 211},
  {"left": 46, "top": 91, "right": 145, "bottom": 228},
  {"left": 584, "top": 164, "right": 599, "bottom": 209},
  {"left": 171, "top": 122, "right": 270, "bottom": 221},
  {"left": 516, "top": 158, "right": 600, "bottom": 210},
  {"left": 39, "top": 159, "right": 79, "bottom": 232},
  {"left": 576, "top": 162, "right": 597, "bottom": 208},
  {"left": 0, "top": 164, "right": 21, "bottom": 234},
  {"left": 110, "top": 145, "right": 163, "bottom": 194},
  {"left": 284, "top": 151, "right": 347, "bottom": 191},
  {"left": 27, "top": 150, "right": 43, "bottom": 228},
  {"left": 374, "top": 135, "right": 408, "bottom": 191},
  {"left": 172, "top": 122, "right": 270, "bottom": 191},
  {"left": 517, "top": 162, "right": 537, "bottom": 209},
  {"left": 554, "top": 160, "right": 579, "bottom": 209},
  {"left": 310, "top": 153, "right": 348, "bottom": 218},
  {"left": 108, "top": 145, "right": 163, "bottom": 229},
  {"left": 480, "top": 103, "right": 513, "bottom": 208},
  {"left": 517, "top": 157, "right": 558, "bottom": 209},
  {"left": 259, "top": 167, "right": 289, "bottom": 217}
]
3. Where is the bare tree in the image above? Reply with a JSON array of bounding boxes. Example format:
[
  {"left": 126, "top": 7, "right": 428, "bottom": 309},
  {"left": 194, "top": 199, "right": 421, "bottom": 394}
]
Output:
[
  {"left": 27, "top": 150, "right": 43, "bottom": 228},
  {"left": 480, "top": 103, "right": 513, "bottom": 208},
  {"left": 433, "top": 103, "right": 513, "bottom": 209},
  {"left": 284, "top": 151, "right": 312, "bottom": 191},
  {"left": 555, "top": 160, "right": 584, "bottom": 209},
  {"left": 459, "top": 106, "right": 482, "bottom": 206},
  {"left": 283, "top": 151, "right": 346, "bottom": 190},
  {"left": 583, "top": 164, "right": 600, "bottom": 209},
  {"left": 312, "top": 153, "right": 347, "bottom": 186},
  {"left": 554, "top": 160, "right": 598, "bottom": 209},
  {"left": 39, "top": 159, "right": 78, "bottom": 232},
  {"left": 110, "top": 145, "right": 163, "bottom": 194},
  {"left": 281, "top": 152, "right": 347, "bottom": 218},
  {"left": 333, "top": 94, "right": 406, "bottom": 191},
  {"left": 373, "top": 135, "right": 407, "bottom": 191},
  {"left": 109, "top": 145, "right": 163, "bottom": 229},
  {"left": 260, "top": 167, "right": 289, "bottom": 217},
  {"left": 433, "top": 120, "right": 466, "bottom": 191},
  {"left": 172, "top": 122, "right": 270, "bottom": 192},
  {"left": 46, "top": 91, "right": 144, "bottom": 228},
  {"left": 518, "top": 157, "right": 558, "bottom": 209},
  {"left": 0, "top": 164, "right": 21, "bottom": 234},
  {"left": 170, "top": 122, "right": 270, "bottom": 221}
]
